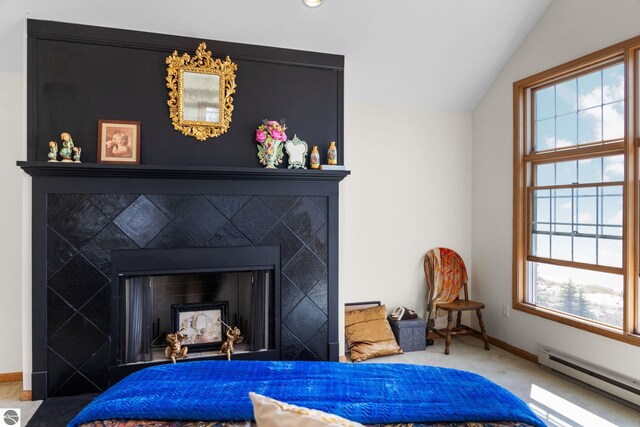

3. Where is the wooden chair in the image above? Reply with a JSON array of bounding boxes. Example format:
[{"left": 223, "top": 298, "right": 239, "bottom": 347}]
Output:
[{"left": 423, "top": 248, "right": 490, "bottom": 355}]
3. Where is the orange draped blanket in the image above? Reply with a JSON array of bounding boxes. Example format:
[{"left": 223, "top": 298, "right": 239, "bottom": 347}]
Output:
[{"left": 425, "top": 248, "right": 467, "bottom": 318}]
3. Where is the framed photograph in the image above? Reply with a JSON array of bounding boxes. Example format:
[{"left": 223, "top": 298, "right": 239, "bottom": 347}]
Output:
[
  {"left": 171, "top": 301, "right": 229, "bottom": 351},
  {"left": 97, "top": 119, "right": 141, "bottom": 164}
]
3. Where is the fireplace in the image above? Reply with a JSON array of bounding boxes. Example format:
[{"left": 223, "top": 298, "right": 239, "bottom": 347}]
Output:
[
  {"left": 109, "top": 246, "right": 280, "bottom": 381},
  {"left": 19, "top": 166, "right": 347, "bottom": 400}
]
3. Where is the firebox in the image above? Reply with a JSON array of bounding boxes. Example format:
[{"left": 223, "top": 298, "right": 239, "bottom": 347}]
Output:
[{"left": 110, "top": 246, "right": 280, "bottom": 382}]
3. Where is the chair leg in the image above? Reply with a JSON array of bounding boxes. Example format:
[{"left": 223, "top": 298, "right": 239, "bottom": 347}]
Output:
[
  {"left": 456, "top": 311, "right": 462, "bottom": 328},
  {"left": 476, "top": 309, "right": 490, "bottom": 350},
  {"left": 445, "top": 311, "right": 453, "bottom": 355}
]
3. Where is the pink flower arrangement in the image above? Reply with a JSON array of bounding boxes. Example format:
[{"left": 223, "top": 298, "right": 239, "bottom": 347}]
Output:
[{"left": 255, "top": 119, "right": 288, "bottom": 146}]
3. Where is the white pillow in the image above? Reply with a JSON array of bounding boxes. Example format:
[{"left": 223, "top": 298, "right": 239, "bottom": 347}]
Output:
[{"left": 249, "top": 392, "right": 364, "bottom": 427}]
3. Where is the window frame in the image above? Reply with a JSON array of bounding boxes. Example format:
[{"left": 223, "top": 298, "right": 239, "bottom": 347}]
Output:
[{"left": 513, "top": 36, "right": 640, "bottom": 345}]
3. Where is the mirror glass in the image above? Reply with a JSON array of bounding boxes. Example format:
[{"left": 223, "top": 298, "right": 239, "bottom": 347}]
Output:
[{"left": 182, "top": 72, "right": 220, "bottom": 123}]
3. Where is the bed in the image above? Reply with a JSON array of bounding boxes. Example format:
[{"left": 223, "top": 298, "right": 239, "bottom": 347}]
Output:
[{"left": 68, "top": 360, "right": 545, "bottom": 427}]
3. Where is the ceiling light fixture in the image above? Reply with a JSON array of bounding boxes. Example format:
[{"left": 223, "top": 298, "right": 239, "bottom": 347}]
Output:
[{"left": 304, "top": 0, "right": 323, "bottom": 7}]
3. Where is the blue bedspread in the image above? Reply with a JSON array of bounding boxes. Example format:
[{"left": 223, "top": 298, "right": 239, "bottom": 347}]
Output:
[{"left": 69, "top": 360, "right": 545, "bottom": 427}]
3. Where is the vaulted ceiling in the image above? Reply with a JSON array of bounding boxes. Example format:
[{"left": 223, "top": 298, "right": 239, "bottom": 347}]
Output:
[{"left": 1, "top": 0, "right": 551, "bottom": 110}]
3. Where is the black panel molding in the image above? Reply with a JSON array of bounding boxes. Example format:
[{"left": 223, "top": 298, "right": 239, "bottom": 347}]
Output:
[{"left": 27, "top": 19, "right": 345, "bottom": 70}]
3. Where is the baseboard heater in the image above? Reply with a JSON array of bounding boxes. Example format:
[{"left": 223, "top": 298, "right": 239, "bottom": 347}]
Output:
[{"left": 538, "top": 349, "right": 640, "bottom": 407}]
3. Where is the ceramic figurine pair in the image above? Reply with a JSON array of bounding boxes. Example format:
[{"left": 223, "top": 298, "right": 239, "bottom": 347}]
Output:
[
  {"left": 309, "top": 141, "right": 337, "bottom": 169},
  {"left": 48, "top": 132, "right": 81, "bottom": 163}
]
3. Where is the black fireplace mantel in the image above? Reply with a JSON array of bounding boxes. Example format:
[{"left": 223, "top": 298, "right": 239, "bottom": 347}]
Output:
[{"left": 17, "top": 161, "right": 350, "bottom": 181}]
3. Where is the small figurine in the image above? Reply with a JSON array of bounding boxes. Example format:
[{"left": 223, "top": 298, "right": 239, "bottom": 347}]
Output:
[
  {"left": 47, "top": 141, "right": 58, "bottom": 162},
  {"left": 219, "top": 317, "right": 244, "bottom": 361},
  {"left": 165, "top": 329, "right": 189, "bottom": 363},
  {"left": 58, "top": 132, "right": 75, "bottom": 162},
  {"left": 310, "top": 145, "right": 320, "bottom": 169},
  {"left": 327, "top": 141, "right": 337, "bottom": 165},
  {"left": 72, "top": 146, "right": 82, "bottom": 163}
]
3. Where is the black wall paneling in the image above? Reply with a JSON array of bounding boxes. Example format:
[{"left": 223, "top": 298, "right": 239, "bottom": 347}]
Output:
[{"left": 27, "top": 20, "right": 345, "bottom": 167}]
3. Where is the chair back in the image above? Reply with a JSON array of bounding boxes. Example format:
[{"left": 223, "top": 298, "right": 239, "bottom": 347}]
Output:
[{"left": 424, "top": 248, "right": 469, "bottom": 311}]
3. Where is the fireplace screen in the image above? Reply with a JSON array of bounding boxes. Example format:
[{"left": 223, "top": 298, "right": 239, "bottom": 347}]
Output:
[{"left": 120, "top": 269, "right": 275, "bottom": 364}]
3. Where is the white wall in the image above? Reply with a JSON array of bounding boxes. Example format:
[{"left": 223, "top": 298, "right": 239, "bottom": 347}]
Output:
[
  {"left": 0, "top": 70, "right": 26, "bottom": 375},
  {"left": 0, "top": 1, "right": 474, "bottom": 381},
  {"left": 472, "top": 0, "right": 640, "bottom": 381},
  {"left": 340, "top": 103, "right": 472, "bottom": 353}
]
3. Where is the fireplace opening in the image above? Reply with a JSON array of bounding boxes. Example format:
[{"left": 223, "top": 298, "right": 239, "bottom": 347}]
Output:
[
  {"left": 121, "top": 268, "right": 275, "bottom": 365},
  {"left": 110, "top": 246, "right": 281, "bottom": 379}
]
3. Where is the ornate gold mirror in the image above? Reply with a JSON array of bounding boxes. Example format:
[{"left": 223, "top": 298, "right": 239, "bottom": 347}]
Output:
[{"left": 166, "top": 43, "right": 237, "bottom": 141}]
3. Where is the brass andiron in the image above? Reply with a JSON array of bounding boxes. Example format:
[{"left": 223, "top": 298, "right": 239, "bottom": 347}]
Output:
[
  {"left": 165, "top": 329, "right": 189, "bottom": 363},
  {"left": 219, "top": 317, "right": 243, "bottom": 361}
]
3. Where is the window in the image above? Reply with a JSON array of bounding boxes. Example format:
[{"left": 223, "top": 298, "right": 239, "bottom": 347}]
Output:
[{"left": 514, "top": 37, "right": 640, "bottom": 344}]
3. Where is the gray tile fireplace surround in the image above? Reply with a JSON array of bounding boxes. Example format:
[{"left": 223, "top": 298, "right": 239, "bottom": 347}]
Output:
[{"left": 20, "top": 164, "right": 347, "bottom": 399}]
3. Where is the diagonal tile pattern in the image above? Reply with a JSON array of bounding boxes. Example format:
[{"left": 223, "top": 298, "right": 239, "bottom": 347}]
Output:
[
  {"left": 80, "top": 223, "right": 138, "bottom": 275},
  {"left": 283, "top": 247, "right": 327, "bottom": 294},
  {"left": 46, "top": 193, "right": 330, "bottom": 395},
  {"left": 282, "top": 197, "right": 326, "bottom": 244},
  {"left": 230, "top": 197, "right": 278, "bottom": 244},
  {"left": 48, "top": 255, "right": 109, "bottom": 310},
  {"left": 147, "top": 195, "right": 197, "bottom": 219},
  {"left": 47, "top": 228, "right": 77, "bottom": 278},
  {"left": 260, "top": 195, "right": 301, "bottom": 218},
  {"left": 113, "top": 196, "right": 170, "bottom": 247},
  {"left": 48, "top": 195, "right": 110, "bottom": 248},
  {"left": 206, "top": 195, "right": 251, "bottom": 219},
  {"left": 90, "top": 194, "right": 139, "bottom": 219},
  {"left": 174, "top": 196, "right": 227, "bottom": 246}
]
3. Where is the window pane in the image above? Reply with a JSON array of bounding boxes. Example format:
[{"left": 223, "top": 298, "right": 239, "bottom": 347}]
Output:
[
  {"left": 603, "top": 155, "right": 623, "bottom": 181},
  {"left": 601, "top": 189, "right": 623, "bottom": 227},
  {"left": 529, "top": 262, "right": 623, "bottom": 327},
  {"left": 536, "top": 86, "right": 555, "bottom": 120},
  {"left": 578, "top": 71, "right": 602, "bottom": 109},
  {"left": 578, "top": 157, "right": 602, "bottom": 183},
  {"left": 536, "top": 118, "right": 555, "bottom": 150},
  {"left": 578, "top": 107, "right": 602, "bottom": 144},
  {"left": 603, "top": 101, "right": 624, "bottom": 140},
  {"left": 551, "top": 235, "right": 572, "bottom": 261},
  {"left": 574, "top": 236, "right": 596, "bottom": 264},
  {"left": 556, "top": 80, "right": 577, "bottom": 115},
  {"left": 598, "top": 238, "right": 622, "bottom": 268},
  {"left": 557, "top": 113, "right": 577, "bottom": 147},
  {"left": 533, "top": 233, "right": 550, "bottom": 258},
  {"left": 536, "top": 157, "right": 621, "bottom": 186},
  {"left": 555, "top": 161, "right": 577, "bottom": 185},
  {"left": 535, "top": 192, "right": 550, "bottom": 224},
  {"left": 602, "top": 63, "right": 624, "bottom": 103},
  {"left": 576, "top": 188, "right": 596, "bottom": 234},
  {"left": 602, "top": 226, "right": 622, "bottom": 238},
  {"left": 536, "top": 163, "right": 555, "bottom": 186},
  {"left": 553, "top": 189, "right": 572, "bottom": 227}
]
